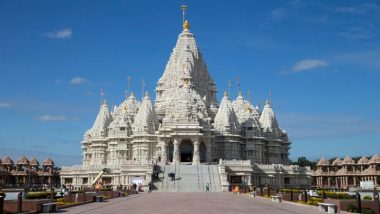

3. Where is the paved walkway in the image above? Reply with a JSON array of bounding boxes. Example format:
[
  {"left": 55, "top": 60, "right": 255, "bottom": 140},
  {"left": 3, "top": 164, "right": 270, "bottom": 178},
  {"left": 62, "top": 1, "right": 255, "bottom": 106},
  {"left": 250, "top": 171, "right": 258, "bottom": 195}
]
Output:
[{"left": 61, "top": 192, "right": 322, "bottom": 214}]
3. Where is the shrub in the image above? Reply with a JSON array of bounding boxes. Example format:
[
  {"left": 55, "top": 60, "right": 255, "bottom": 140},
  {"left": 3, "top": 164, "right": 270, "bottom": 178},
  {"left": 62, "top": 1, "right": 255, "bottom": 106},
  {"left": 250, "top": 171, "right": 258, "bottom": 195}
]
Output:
[
  {"left": 56, "top": 198, "right": 65, "bottom": 203},
  {"left": 363, "top": 195, "right": 372, "bottom": 200},
  {"left": 280, "top": 189, "right": 302, "bottom": 193},
  {"left": 25, "top": 192, "right": 51, "bottom": 199},
  {"left": 317, "top": 191, "right": 354, "bottom": 200}
]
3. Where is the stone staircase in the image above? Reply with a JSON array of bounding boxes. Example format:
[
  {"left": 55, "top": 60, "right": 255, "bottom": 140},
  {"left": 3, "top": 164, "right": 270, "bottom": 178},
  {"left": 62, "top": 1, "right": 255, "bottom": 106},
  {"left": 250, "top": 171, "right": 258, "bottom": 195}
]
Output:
[{"left": 153, "top": 164, "right": 222, "bottom": 192}]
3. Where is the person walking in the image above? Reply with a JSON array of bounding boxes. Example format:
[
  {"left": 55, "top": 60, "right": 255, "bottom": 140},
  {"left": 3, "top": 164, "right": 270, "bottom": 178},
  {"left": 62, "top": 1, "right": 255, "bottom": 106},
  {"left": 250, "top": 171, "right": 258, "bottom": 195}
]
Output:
[{"left": 205, "top": 183, "right": 209, "bottom": 192}]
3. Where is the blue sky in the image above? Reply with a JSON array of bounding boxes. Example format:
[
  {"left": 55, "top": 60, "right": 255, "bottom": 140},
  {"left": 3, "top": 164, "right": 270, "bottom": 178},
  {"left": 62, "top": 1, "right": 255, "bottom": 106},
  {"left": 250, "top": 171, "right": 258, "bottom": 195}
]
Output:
[{"left": 0, "top": 0, "right": 379, "bottom": 166}]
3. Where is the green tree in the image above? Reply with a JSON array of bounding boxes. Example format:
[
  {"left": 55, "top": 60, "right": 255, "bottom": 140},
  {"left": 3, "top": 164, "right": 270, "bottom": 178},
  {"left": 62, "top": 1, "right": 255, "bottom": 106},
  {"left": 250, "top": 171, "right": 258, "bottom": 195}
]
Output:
[{"left": 294, "top": 157, "right": 317, "bottom": 170}]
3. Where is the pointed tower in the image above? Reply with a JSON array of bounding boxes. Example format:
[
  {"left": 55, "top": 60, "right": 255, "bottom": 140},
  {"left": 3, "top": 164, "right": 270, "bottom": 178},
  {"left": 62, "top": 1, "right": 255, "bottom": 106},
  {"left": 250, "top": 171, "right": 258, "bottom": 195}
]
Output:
[
  {"left": 214, "top": 92, "right": 240, "bottom": 134},
  {"left": 85, "top": 100, "right": 113, "bottom": 139},
  {"left": 82, "top": 100, "right": 112, "bottom": 165},
  {"left": 232, "top": 92, "right": 260, "bottom": 134},
  {"left": 259, "top": 100, "right": 282, "bottom": 136},
  {"left": 154, "top": 18, "right": 218, "bottom": 120},
  {"left": 108, "top": 103, "right": 133, "bottom": 165},
  {"left": 258, "top": 100, "right": 290, "bottom": 164},
  {"left": 232, "top": 92, "right": 263, "bottom": 163},
  {"left": 113, "top": 92, "right": 140, "bottom": 121},
  {"left": 125, "top": 92, "right": 140, "bottom": 118},
  {"left": 213, "top": 92, "right": 242, "bottom": 160},
  {"left": 131, "top": 92, "right": 158, "bottom": 162},
  {"left": 132, "top": 92, "right": 157, "bottom": 135}
]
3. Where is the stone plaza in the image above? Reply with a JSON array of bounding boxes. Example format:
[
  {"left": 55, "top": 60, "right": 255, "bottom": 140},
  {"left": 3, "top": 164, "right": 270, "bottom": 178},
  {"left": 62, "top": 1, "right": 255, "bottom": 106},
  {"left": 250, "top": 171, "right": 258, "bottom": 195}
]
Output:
[{"left": 62, "top": 192, "right": 322, "bottom": 214}]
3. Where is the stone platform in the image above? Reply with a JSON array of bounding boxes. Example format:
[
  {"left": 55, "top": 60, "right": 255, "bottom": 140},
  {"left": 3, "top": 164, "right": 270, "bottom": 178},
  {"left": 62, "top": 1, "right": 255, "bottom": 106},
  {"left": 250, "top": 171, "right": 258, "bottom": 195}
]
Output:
[{"left": 62, "top": 192, "right": 321, "bottom": 214}]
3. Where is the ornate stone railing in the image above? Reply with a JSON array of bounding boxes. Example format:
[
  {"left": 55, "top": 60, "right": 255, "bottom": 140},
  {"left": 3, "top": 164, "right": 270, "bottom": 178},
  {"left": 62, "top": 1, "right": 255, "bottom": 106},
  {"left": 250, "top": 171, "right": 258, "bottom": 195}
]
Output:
[
  {"left": 61, "top": 160, "right": 155, "bottom": 172},
  {"left": 220, "top": 159, "right": 251, "bottom": 166},
  {"left": 255, "top": 164, "right": 310, "bottom": 171},
  {"left": 61, "top": 164, "right": 120, "bottom": 172},
  {"left": 120, "top": 160, "right": 155, "bottom": 165}
]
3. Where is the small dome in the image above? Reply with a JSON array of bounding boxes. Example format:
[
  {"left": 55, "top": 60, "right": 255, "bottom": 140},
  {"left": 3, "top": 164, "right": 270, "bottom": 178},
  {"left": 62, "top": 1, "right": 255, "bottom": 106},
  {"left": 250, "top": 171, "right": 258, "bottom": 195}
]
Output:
[
  {"left": 358, "top": 156, "right": 370, "bottom": 165},
  {"left": 1, "top": 156, "right": 14, "bottom": 165},
  {"left": 42, "top": 158, "right": 54, "bottom": 166},
  {"left": 342, "top": 156, "right": 355, "bottom": 165},
  {"left": 369, "top": 154, "right": 380, "bottom": 164},
  {"left": 16, "top": 156, "right": 29, "bottom": 165},
  {"left": 30, "top": 157, "right": 39, "bottom": 166},
  {"left": 317, "top": 158, "right": 329, "bottom": 166},
  {"left": 332, "top": 157, "right": 342, "bottom": 166}
]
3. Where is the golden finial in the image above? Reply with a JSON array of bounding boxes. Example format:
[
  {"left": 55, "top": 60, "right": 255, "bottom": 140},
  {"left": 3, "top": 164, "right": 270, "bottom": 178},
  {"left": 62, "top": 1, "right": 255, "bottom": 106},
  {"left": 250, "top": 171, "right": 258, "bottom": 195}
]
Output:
[
  {"left": 145, "top": 91, "right": 149, "bottom": 97},
  {"left": 183, "top": 20, "right": 190, "bottom": 30},
  {"left": 130, "top": 91, "right": 135, "bottom": 97},
  {"left": 239, "top": 91, "right": 242, "bottom": 97},
  {"left": 103, "top": 99, "right": 107, "bottom": 105},
  {"left": 224, "top": 91, "right": 228, "bottom": 97}
]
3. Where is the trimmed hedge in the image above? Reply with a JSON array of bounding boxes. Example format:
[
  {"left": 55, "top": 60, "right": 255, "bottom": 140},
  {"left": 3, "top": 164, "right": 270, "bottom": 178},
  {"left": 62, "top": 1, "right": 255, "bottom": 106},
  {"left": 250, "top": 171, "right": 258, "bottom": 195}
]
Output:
[
  {"left": 25, "top": 192, "right": 51, "bottom": 199},
  {"left": 280, "top": 189, "right": 302, "bottom": 193},
  {"left": 316, "top": 191, "right": 355, "bottom": 199}
]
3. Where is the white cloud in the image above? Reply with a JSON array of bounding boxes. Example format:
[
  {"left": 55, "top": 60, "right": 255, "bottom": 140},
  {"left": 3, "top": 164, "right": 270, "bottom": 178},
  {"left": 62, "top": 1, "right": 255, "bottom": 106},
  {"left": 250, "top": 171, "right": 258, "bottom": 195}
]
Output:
[
  {"left": 36, "top": 115, "right": 79, "bottom": 122},
  {"left": 45, "top": 28, "right": 72, "bottom": 39},
  {"left": 338, "top": 27, "right": 376, "bottom": 40},
  {"left": 291, "top": 59, "right": 328, "bottom": 72},
  {"left": 271, "top": 8, "right": 289, "bottom": 21},
  {"left": 37, "top": 115, "right": 67, "bottom": 122},
  {"left": 70, "top": 77, "right": 90, "bottom": 85},
  {"left": 0, "top": 102, "right": 11, "bottom": 108},
  {"left": 336, "top": 3, "right": 380, "bottom": 14}
]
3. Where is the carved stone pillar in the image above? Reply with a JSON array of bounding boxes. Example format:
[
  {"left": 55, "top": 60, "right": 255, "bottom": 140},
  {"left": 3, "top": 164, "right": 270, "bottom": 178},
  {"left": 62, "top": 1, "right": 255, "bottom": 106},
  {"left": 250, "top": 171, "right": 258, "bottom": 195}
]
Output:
[
  {"left": 161, "top": 140, "right": 168, "bottom": 164},
  {"left": 173, "top": 138, "right": 180, "bottom": 164},
  {"left": 193, "top": 139, "right": 200, "bottom": 165}
]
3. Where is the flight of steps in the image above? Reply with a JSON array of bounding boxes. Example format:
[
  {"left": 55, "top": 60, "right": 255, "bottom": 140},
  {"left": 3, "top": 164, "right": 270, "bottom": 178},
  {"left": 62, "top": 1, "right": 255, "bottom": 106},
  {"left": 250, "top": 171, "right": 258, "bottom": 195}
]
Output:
[{"left": 153, "top": 164, "right": 222, "bottom": 192}]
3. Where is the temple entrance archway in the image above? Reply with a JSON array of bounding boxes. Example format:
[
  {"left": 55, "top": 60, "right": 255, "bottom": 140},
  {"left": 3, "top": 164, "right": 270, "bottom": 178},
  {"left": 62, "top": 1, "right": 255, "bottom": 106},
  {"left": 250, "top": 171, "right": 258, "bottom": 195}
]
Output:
[{"left": 180, "top": 140, "right": 193, "bottom": 162}]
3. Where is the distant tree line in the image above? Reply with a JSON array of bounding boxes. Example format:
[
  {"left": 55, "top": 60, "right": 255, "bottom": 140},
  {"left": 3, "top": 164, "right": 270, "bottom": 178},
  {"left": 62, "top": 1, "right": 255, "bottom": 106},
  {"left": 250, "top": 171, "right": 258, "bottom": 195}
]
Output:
[
  {"left": 290, "top": 156, "right": 366, "bottom": 171},
  {"left": 290, "top": 157, "right": 317, "bottom": 170}
]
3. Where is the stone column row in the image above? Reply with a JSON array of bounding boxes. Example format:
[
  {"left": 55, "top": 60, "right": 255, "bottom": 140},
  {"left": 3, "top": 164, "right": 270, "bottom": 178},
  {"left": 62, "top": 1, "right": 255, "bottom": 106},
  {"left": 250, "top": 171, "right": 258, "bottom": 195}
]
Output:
[{"left": 160, "top": 137, "right": 212, "bottom": 165}]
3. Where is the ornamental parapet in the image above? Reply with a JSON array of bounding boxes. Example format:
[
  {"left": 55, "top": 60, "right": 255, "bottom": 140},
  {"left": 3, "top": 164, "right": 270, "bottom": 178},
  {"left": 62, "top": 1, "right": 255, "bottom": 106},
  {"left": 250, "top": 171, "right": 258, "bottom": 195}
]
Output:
[
  {"left": 221, "top": 159, "right": 251, "bottom": 166},
  {"left": 61, "top": 164, "right": 120, "bottom": 172}
]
